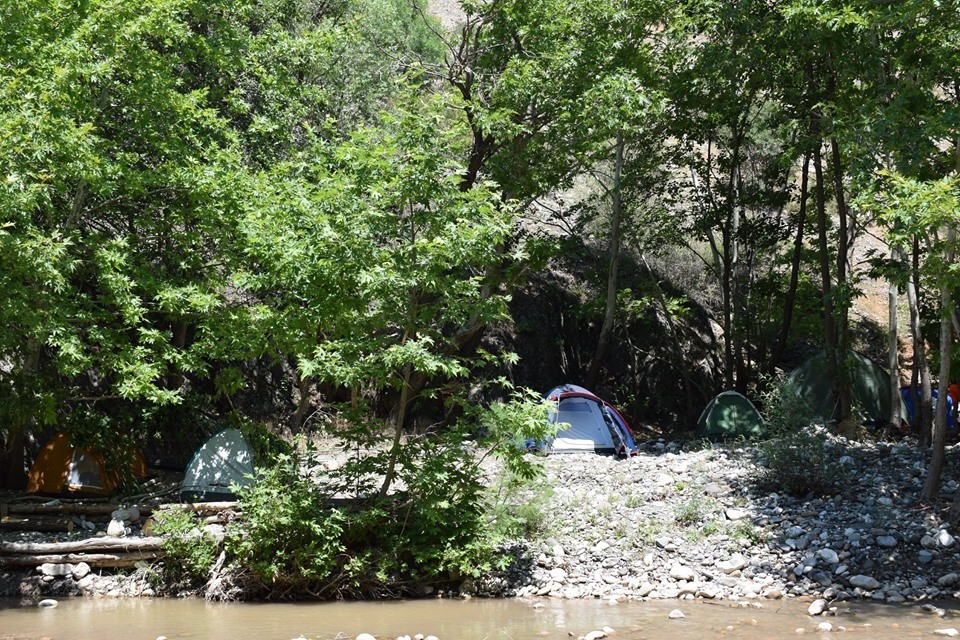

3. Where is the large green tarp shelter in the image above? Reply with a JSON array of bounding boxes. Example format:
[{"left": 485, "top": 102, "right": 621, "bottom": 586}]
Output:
[
  {"left": 787, "top": 350, "right": 907, "bottom": 425},
  {"left": 697, "top": 390, "right": 766, "bottom": 438}
]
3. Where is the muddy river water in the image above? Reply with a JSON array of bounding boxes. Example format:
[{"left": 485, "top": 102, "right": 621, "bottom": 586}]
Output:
[{"left": 1, "top": 597, "right": 957, "bottom": 640}]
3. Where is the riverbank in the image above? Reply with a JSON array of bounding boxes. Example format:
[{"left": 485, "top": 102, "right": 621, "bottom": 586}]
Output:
[
  {"left": 3, "top": 432, "right": 960, "bottom": 607},
  {"left": 482, "top": 433, "right": 960, "bottom": 606}
]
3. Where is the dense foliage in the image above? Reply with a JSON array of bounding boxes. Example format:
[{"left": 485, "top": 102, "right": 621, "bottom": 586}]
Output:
[{"left": 2, "top": 0, "right": 960, "bottom": 595}]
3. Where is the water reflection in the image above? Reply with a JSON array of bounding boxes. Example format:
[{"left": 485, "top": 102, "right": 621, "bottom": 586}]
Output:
[{"left": 0, "top": 597, "right": 956, "bottom": 640}]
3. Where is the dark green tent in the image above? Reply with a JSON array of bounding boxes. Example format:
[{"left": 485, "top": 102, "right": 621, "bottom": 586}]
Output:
[
  {"left": 787, "top": 350, "right": 907, "bottom": 425},
  {"left": 697, "top": 391, "right": 765, "bottom": 438}
]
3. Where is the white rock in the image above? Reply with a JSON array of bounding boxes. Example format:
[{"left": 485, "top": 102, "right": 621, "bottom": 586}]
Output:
[
  {"left": 106, "top": 519, "right": 125, "bottom": 537},
  {"left": 818, "top": 549, "right": 839, "bottom": 565},
  {"left": 725, "top": 507, "right": 749, "bottom": 521},
  {"left": 593, "top": 541, "right": 610, "bottom": 553},
  {"left": 848, "top": 575, "right": 880, "bottom": 590},
  {"left": 356, "top": 635, "right": 377, "bottom": 640},
  {"left": 808, "top": 599, "right": 827, "bottom": 616},
  {"left": 38, "top": 599, "right": 58, "bottom": 608},
  {"left": 584, "top": 631, "right": 607, "bottom": 640},
  {"left": 716, "top": 554, "right": 748, "bottom": 574},
  {"left": 934, "top": 630, "right": 959, "bottom": 637},
  {"left": 39, "top": 563, "right": 73, "bottom": 577},
  {"left": 551, "top": 544, "right": 565, "bottom": 557},
  {"left": 203, "top": 523, "right": 226, "bottom": 542},
  {"left": 72, "top": 562, "right": 91, "bottom": 580},
  {"left": 817, "top": 621, "right": 833, "bottom": 632},
  {"left": 668, "top": 609, "right": 686, "bottom": 619},
  {"left": 549, "top": 568, "right": 567, "bottom": 582},
  {"left": 939, "top": 530, "right": 957, "bottom": 548},
  {"left": 424, "top": 636, "right": 439, "bottom": 640},
  {"left": 636, "top": 582, "right": 655, "bottom": 596},
  {"left": 670, "top": 563, "right": 698, "bottom": 582}
]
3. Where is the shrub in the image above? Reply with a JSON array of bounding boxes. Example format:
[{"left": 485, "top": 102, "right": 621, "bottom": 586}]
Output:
[
  {"left": 228, "top": 454, "right": 346, "bottom": 598},
  {"left": 674, "top": 493, "right": 718, "bottom": 525},
  {"left": 758, "top": 375, "right": 820, "bottom": 437},
  {"left": 486, "top": 469, "right": 554, "bottom": 540},
  {"left": 758, "top": 427, "right": 849, "bottom": 496},
  {"left": 154, "top": 507, "right": 220, "bottom": 588}
]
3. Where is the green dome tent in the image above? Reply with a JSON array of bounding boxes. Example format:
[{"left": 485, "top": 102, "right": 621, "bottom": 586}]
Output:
[
  {"left": 697, "top": 390, "right": 766, "bottom": 438},
  {"left": 180, "top": 428, "right": 255, "bottom": 502},
  {"left": 787, "top": 350, "right": 907, "bottom": 425}
]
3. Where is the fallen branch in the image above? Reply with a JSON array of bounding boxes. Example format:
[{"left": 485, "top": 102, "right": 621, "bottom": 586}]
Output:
[
  {"left": 3, "top": 503, "right": 153, "bottom": 517},
  {"left": 0, "top": 516, "right": 74, "bottom": 533},
  {"left": 0, "top": 551, "right": 161, "bottom": 568},
  {"left": 0, "top": 536, "right": 164, "bottom": 555},
  {"left": 157, "top": 502, "right": 239, "bottom": 515}
]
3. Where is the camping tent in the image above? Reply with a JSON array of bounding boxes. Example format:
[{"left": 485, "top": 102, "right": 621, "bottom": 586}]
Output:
[
  {"left": 536, "top": 384, "right": 638, "bottom": 456},
  {"left": 902, "top": 387, "right": 955, "bottom": 428},
  {"left": 26, "top": 433, "right": 148, "bottom": 496},
  {"left": 180, "top": 428, "right": 255, "bottom": 501},
  {"left": 787, "top": 350, "right": 908, "bottom": 425},
  {"left": 698, "top": 390, "right": 765, "bottom": 439}
]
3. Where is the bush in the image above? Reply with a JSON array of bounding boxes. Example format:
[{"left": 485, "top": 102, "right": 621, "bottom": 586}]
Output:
[
  {"left": 485, "top": 469, "right": 554, "bottom": 540},
  {"left": 195, "top": 389, "right": 554, "bottom": 599},
  {"left": 674, "top": 493, "right": 718, "bottom": 526},
  {"left": 154, "top": 507, "right": 220, "bottom": 588},
  {"left": 758, "top": 428, "right": 848, "bottom": 496},
  {"left": 228, "top": 454, "right": 346, "bottom": 598},
  {"left": 758, "top": 374, "right": 820, "bottom": 437}
]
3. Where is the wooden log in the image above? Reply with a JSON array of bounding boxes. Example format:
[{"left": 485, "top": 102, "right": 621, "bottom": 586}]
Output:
[
  {"left": 0, "top": 516, "right": 74, "bottom": 533},
  {"left": 0, "top": 536, "right": 164, "bottom": 555},
  {"left": 0, "top": 551, "right": 161, "bottom": 568},
  {"left": 157, "top": 502, "right": 239, "bottom": 515},
  {"left": 4, "top": 503, "right": 155, "bottom": 517}
]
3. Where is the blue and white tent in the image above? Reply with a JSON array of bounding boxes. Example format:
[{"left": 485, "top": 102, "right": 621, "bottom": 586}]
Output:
[{"left": 534, "top": 384, "right": 638, "bottom": 457}]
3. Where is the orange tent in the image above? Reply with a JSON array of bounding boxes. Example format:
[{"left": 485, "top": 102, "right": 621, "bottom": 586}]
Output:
[{"left": 26, "top": 433, "right": 148, "bottom": 496}]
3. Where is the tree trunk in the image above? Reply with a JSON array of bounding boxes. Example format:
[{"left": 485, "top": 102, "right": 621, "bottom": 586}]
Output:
[
  {"left": 829, "top": 137, "right": 852, "bottom": 420},
  {"left": 906, "top": 237, "right": 933, "bottom": 442},
  {"left": 772, "top": 150, "right": 811, "bottom": 369},
  {"left": 888, "top": 246, "right": 900, "bottom": 429},
  {"left": 922, "top": 251, "right": 954, "bottom": 501},
  {"left": 586, "top": 132, "right": 625, "bottom": 389},
  {"left": 813, "top": 140, "right": 840, "bottom": 422}
]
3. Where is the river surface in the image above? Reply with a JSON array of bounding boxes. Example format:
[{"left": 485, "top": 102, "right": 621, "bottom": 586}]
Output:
[{"left": 0, "top": 597, "right": 957, "bottom": 640}]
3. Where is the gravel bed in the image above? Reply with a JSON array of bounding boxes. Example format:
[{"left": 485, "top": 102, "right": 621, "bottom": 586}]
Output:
[{"left": 477, "top": 435, "right": 960, "bottom": 610}]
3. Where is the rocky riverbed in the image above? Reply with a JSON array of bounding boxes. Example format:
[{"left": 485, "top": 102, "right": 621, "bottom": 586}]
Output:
[
  {"left": 4, "top": 431, "right": 960, "bottom": 610},
  {"left": 478, "top": 433, "right": 960, "bottom": 609}
]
